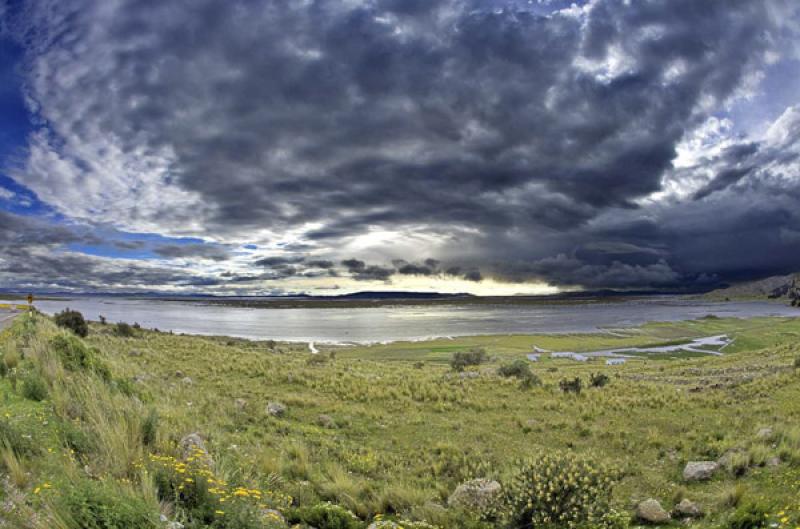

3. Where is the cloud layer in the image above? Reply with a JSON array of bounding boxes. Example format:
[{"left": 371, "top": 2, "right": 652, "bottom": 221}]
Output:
[{"left": 1, "top": 0, "right": 800, "bottom": 293}]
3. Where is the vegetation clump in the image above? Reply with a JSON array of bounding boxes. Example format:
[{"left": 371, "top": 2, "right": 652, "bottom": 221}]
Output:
[
  {"left": 450, "top": 348, "right": 488, "bottom": 371},
  {"left": 54, "top": 308, "right": 89, "bottom": 337},
  {"left": 114, "top": 321, "right": 137, "bottom": 338},
  {"left": 497, "top": 359, "right": 541, "bottom": 388},
  {"left": 559, "top": 376, "right": 583, "bottom": 394},
  {"left": 589, "top": 372, "right": 610, "bottom": 388},
  {"left": 501, "top": 452, "right": 618, "bottom": 529},
  {"left": 289, "top": 502, "right": 363, "bottom": 529}
]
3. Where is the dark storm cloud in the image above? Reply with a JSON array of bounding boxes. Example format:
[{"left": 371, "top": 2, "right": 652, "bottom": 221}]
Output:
[
  {"left": 4, "top": 0, "right": 800, "bottom": 291},
  {"left": 254, "top": 256, "right": 305, "bottom": 267},
  {"left": 154, "top": 243, "right": 230, "bottom": 261}
]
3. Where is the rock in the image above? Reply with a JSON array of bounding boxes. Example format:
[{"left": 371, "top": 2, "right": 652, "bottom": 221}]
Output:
[
  {"left": 179, "top": 433, "right": 212, "bottom": 465},
  {"left": 766, "top": 456, "right": 781, "bottom": 467},
  {"left": 459, "top": 371, "right": 479, "bottom": 379},
  {"left": 132, "top": 374, "right": 148, "bottom": 384},
  {"left": 175, "top": 370, "right": 185, "bottom": 378},
  {"left": 447, "top": 478, "right": 502, "bottom": 513},
  {"left": 181, "top": 376, "right": 193, "bottom": 385},
  {"left": 260, "top": 508, "right": 287, "bottom": 527},
  {"left": 128, "top": 349, "right": 142, "bottom": 357},
  {"left": 368, "top": 522, "right": 399, "bottom": 529},
  {"left": 166, "top": 522, "right": 184, "bottom": 529},
  {"left": 267, "top": 401, "right": 287, "bottom": 417},
  {"left": 317, "top": 414, "right": 336, "bottom": 428},
  {"left": 234, "top": 398, "right": 247, "bottom": 411},
  {"left": 636, "top": 499, "right": 671, "bottom": 524},
  {"left": 683, "top": 461, "right": 719, "bottom": 481},
  {"left": 674, "top": 499, "right": 703, "bottom": 518},
  {"left": 756, "top": 427, "right": 774, "bottom": 440}
]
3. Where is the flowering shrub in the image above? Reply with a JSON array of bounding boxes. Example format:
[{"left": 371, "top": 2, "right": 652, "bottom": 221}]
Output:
[
  {"left": 501, "top": 452, "right": 617, "bottom": 529},
  {"left": 146, "top": 450, "right": 291, "bottom": 528},
  {"left": 369, "top": 516, "right": 441, "bottom": 529}
]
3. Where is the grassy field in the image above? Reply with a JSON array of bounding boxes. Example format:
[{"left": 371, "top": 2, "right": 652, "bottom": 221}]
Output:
[{"left": 1, "top": 313, "right": 799, "bottom": 529}]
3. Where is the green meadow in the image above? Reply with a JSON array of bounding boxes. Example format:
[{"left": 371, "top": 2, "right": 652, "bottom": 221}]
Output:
[{"left": 1, "top": 312, "right": 799, "bottom": 529}]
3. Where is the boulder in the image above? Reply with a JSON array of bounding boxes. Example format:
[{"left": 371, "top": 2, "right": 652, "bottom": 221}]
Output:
[
  {"left": 674, "top": 499, "right": 703, "bottom": 518},
  {"left": 683, "top": 461, "right": 719, "bottom": 481},
  {"left": 636, "top": 499, "right": 671, "bottom": 524},
  {"left": 179, "top": 433, "right": 212, "bottom": 465},
  {"left": 267, "top": 401, "right": 287, "bottom": 417},
  {"left": 447, "top": 478, "right": 502, "bottom": 513}
]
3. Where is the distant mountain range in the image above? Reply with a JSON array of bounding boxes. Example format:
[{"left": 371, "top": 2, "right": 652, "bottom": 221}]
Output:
[{"left": 705, "top": 273, "right": 800, "bottom": 304}]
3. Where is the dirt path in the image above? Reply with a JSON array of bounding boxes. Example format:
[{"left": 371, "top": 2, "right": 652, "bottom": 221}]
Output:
[{"left": 0, "top": 309, "right": 18, "bottom": 331}]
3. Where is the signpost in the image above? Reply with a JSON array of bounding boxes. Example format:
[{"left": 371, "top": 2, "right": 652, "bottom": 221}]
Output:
[{"left": 27, "top": 293, "right": 34, "bottom": 316}]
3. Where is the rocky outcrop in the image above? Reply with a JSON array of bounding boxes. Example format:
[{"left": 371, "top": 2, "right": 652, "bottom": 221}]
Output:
[{"left": 179, "top": 433, "right": 212, "bottom": 465}]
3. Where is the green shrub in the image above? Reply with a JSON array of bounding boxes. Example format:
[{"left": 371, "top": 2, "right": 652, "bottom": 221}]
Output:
[
  {"left": 114, "top": 322, "right": 136, "bottom": 338},
  {"left": 0, "top": 420, "right": 38, "bottom": 456},
  {"left": 559, "top": 377, "right": 583, "bottom": 394},
  {"left": 289, "top": 502, "right": 363, "bottom": 529},
  {"left": 497, "top": 360, "right": 541, "bottom": 388},
  {"left": 450, "top": 348, "right": 488, "bottom": 372},
  {"left": 54, "top": 308, "right": 89, "bottom": 337},
  {"left": 794, "top": 356, "right": 800, "bottom": 370},
  {"left": 50, "top": 335, "right": 110, "bottom": 379},
  {"left": 501, "top": 452, "right": 617, "bottom": 529},
  {"left": 20, "top": 370, "right": 48, "bottom": 401},
  {"left": 60, "top": 421, "right": 95, "bottom": 457},
  {"left": 55, "top": 477, "right": 159, "bottom": 529},
  {"left": 589, "top": 373, "right": 610, "bottom": 388},
  {"left": 727, "top": 500, "right": 771, "bottom": 529},
  {"left": 141, "top": 408, "right": 158, "bottom": 447}
]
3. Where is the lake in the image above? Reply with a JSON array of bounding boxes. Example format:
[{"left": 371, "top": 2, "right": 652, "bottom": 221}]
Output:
[{"left": 6, "top": 296, "right": 798, "bottom": 343}]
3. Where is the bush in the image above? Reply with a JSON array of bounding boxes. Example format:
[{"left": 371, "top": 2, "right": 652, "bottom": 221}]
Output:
[
  {"left": 559, "top": 377, "right": 583, "bottom": 394},
  {"left": 289, "top": 502, "right": 363, "bottom": 529},
  {"left": 450, "top": 348, "right": 488, "bottom": 372},
  {"left": 20, "top": 370, "right": 48, "bottom": 401},
  {"left": 589, "top": 373, "right": 610, "bottom": 388},
  {"left": 728, "top": 501, "right": 771, "bottom": 529},
  {"left": 56, "top": 477, "right": 159, "bottom": 529},
  {"left": 794, "top": 356, "right": 800, "bottom": 370},
  {"left": 114, "top": 322, "right": 136, "bottom": 338},
  {"left": 50, "top": 335, "right": 110, "bottom": 379},
  {"left": 0, "top": 420, "right": 38, "bottom": 456},
  {"left": 54, "top": 309, "right": 89, "bottom": 337},
  {"left": 141, "top": 408, "right": 158, "bottom": 446},
  {"left": 497, "top": 360, "right": 541, "bottom": 388},
  {"left": 502, "top": 452, "right": 617, "bottom": 529}
]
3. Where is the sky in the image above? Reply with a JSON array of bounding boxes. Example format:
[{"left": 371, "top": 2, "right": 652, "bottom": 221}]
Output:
[{"left": 0, "top": 0, "right": 799, "bottom": 296}]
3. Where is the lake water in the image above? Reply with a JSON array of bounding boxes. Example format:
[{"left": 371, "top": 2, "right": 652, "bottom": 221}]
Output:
[{"left": 6, "top": 296, "right": 798, "bottom": 343}]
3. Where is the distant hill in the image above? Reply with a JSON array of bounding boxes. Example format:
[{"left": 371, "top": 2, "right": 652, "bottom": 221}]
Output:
[{"left": 705, "top": 273, "right": 800, "bottom": 304}]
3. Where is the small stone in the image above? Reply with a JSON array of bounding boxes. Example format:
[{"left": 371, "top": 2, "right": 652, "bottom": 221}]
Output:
[
  {"left": 181, "top": 376, "right": 193, "bottom": 385},
  {"left": 260, "top": 509, "right": 287, "bottom": 527},
  {"left": 317, "top": 414, "right": 336, "bottom": 428},
  {"left": 128, "top": 349, "right": 143, "bottom": 357},
  {"left": 234, "top": 398, "right": 248, "bottom": 411},
  {"left": 174, "top": 370, "right": 184, "bottom": 378},
  {"left": 756, "top": 427, "right": 774, "bottom": 440},
  {"left": 683, "top": 461, "right": 719, "bottom": 481},
  {"left": 766, "top": 456, "right": 781, "bottom": 467},
  {"left": 674, "top": 499, "right": 703, "bottom": 518},
  {"left": 166, "top": 522, "right": 184, "bottom": 529},
  {"left": 267, "top": 401, "right": 287, "bottom": 417},
  {"left": 636, "top": 499, "right": 671, "bottom": 524}
]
